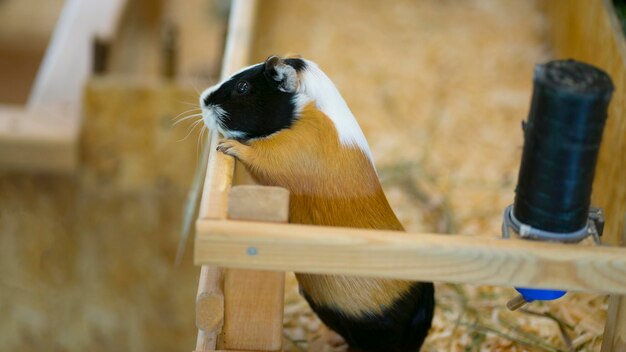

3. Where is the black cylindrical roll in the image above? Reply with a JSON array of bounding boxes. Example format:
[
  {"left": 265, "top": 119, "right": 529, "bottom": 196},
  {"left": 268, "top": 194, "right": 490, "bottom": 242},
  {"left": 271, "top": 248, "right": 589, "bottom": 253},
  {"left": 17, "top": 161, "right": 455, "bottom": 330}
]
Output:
[{"left": 513, "top": 60, "right": 613, "bottom": 233}]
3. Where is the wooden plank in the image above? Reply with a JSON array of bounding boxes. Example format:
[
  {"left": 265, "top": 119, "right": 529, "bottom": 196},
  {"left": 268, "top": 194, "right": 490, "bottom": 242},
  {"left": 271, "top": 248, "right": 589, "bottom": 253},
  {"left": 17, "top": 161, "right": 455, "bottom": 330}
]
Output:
[
  {"left": 544, "top": 3, "right": 626, "bottom": 348},
  {"left": 194, "top": 134, "right": 232, "bottom": 351},
  {"left": 195, "top": 220, "right": 626, "bottom": 295},
  {"left": 194, "top": 1, "right": 258, "bottom": 350},
  {"left": 197, "top": 0, "right": 258, "bottom": 221},
  {"left": 221, "top": 269, "right": 285, "bottom": 350},
  {"left": 0, "top": 105, "right": 78, "bottom": 172},
  {"left": 602, "top": 213, "right": 626, "bottom": 352},
  {"left": 603, "top": 295, "right": 626, "bottom": 351},
  {"left": 543, "top": 0, "right": 626, "bottom": 247},
  {"left": 195, "top": 265, "right": 225, "bottom": 351},
  {"left": 106, "top": 0, "right": 162, "bottom": 77},
  {"left": 199, "top": 132, "right": 236, "bottom": 220},
  {"left": 28, "top": 0, "right": 126, "bottom": 110},
  {"left": 0, "top": 0, "right": 126, "bottom": 172},
  {"left": 220, "top": 186, "right": 288, "bottom": 351},
  {"left": 161, "top": 0, "right": 229, "bottom": 80},
  {"left": 227, "top": 186, "right": 290, "bottom": 222},
  {"left": 0, "top": 0, "right": 65, "bottom": 52}
]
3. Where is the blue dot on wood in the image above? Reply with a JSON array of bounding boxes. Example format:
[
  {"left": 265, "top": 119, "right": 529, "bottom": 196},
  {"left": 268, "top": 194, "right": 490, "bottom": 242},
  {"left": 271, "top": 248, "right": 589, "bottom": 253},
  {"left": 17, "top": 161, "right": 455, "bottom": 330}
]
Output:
[{"left": 247, "top": 246, "right": 258, "bottom": 255}]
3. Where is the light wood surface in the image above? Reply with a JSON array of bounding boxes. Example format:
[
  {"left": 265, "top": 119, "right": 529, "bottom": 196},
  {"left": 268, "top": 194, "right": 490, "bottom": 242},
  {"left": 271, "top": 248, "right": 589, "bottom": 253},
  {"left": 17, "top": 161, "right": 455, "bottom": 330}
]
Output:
[
  {"left": 194, "top": 1, "right": 259, "bottom": 350},
  {"left": 220, "top": 186, "right": 288, "bottom": 351},
  {"left": 544, "top": 0, "right": 626, "bottom": 248},
  {"left": 195, "top": 135, "right": 232, "bottom": 351},
  {"left": 28, "top": 0, "right": 126, "bottom": 110},
  {"left": 221, "top": 269, "right": 285, "bottom": 351},
  {"left": 1, "top": 76, "right": 203, "bottom": 351},
  {"left": 195, "top": 266, "right": 224, "bottom": 341},
  {"left": 0, "top": 0, "right": 64, "bottom": 104},
  {"left": 0, "top": 105, "right": 78, "bottom": 172},
  {"left": 602, "top": 213, "right": 626, "bottom": 352},
  {"left": 197, "top": 0, "right": 259, "bottom": 221},
  {"left": 0, "top": 0, "right": 126, "bottom": 172},
  {"left": 544, "top": 2, "right": 626, "bottom": 349},
  {"left": 603, "top": 295, "right": 626, "bottom": 352},
  {"left": 196, "top": 220, "right": 626, "bottom": 294},
  {"left": 227, "top": 186, "right": 290, "bottom": 222}
]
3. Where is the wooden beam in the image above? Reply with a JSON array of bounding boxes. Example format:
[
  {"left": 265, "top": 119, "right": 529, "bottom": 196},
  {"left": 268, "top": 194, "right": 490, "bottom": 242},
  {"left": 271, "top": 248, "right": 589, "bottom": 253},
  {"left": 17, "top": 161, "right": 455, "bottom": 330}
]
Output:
[
  {"left": 602, "top": 212, "right": 626, "bottom": 352},
  {"left": 543, "top": 0, "right": 626, "bottom": 248},
  {"left": 194, "top": 135, "right": 232, "bottom": 351},
  {"left": 543, "top": 1, "right": 626, "bottom": 349},
  {"left": 602, "top": 295, "right": 626, "bottom": 352},
  {"left": 28, "top": 0, "right": 127, "bottom": 110},
  {"left": 195, "top": 265, "right": 224, "bottom": 351},
  {"left": 227, "top": 186, "right": 290, "bottom": 222},
  {"left": 0, "top": 105, "right": 78, "bottom": 172},
  {"left": 195, "top": 220, "right": 626, "bottom": 295},
  {"left": 194, "top": 1, "right": 258, "bottom": 350},
  {"left": 0, "top": 0, "right": 126, "bottom": 173},
  {"left": 219, "top": 186, "right": 288, "bottom": 351}
]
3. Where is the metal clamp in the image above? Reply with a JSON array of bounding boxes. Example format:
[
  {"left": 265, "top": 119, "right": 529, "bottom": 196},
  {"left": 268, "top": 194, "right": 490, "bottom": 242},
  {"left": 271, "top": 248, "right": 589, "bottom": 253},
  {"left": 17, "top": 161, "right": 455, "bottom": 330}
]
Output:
[
  {"left": 501, "top": 204, "right": 604, "bottom": 244},
  {"left": 502, "top": 205, "right": 604, "bottom": 310}
]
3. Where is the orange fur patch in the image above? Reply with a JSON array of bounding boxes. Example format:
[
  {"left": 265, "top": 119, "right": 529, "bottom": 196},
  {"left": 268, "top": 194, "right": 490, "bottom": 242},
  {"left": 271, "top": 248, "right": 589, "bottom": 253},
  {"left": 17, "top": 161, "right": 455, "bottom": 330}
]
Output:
[{"left": 237, "top": 103, "right": 414, "bottom": 317}]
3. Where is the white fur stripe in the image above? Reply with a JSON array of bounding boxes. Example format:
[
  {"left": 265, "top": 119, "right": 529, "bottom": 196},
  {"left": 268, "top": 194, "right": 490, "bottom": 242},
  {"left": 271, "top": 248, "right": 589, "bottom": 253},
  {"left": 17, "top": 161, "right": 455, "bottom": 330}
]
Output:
[{"left": 296, "top": 60, "right": 374, "bottom": 162}]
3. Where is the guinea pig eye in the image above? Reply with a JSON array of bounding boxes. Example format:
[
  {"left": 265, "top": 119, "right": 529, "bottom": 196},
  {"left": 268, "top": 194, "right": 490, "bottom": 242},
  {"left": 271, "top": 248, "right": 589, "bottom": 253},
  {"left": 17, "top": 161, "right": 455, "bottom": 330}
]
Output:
[{"left": 235, "top": 81, "right": 250, "bottom": 95}]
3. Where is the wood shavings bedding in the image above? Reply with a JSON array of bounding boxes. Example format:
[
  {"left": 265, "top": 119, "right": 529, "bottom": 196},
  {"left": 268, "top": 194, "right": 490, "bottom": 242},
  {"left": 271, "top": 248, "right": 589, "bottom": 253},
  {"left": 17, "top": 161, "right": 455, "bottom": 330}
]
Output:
[{"left": 250, "top": 0, "right": 606, "bottom": 350}]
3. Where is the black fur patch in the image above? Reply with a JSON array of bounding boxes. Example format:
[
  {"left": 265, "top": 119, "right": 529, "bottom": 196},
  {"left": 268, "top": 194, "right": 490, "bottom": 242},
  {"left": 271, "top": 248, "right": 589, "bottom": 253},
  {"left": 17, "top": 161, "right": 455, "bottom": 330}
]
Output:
[
  {"left": 203, "top": 59, "right": 305, "bottom": 140},
  {"left": 303, "top": 282, "right": 435, "bottom": 352},
  {"left": 285, "top": 58, "right": 306, "bottom": 72}
]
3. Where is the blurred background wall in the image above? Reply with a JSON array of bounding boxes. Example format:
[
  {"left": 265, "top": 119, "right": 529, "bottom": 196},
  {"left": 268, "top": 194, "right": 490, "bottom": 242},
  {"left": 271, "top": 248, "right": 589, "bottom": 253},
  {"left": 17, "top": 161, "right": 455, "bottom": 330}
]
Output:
[{"left": 0, "top": 0, "right": 228, "bottom": 350}]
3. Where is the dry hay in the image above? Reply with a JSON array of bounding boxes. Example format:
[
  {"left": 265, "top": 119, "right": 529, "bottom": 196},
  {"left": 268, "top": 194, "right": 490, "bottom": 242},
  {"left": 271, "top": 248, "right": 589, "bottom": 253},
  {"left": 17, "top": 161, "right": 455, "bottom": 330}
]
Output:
[{"left": 248, "top": 0, "right": 607, "bottom": 350}]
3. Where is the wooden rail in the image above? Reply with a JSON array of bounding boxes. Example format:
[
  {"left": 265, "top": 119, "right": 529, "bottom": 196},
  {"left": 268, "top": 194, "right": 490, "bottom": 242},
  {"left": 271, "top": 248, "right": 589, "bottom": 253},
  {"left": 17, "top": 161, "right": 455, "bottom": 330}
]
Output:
[
  {"left": 193, "top": 1, "right": 258, "bottom": 351},
  {"left": 196, "top": 220, "right": 626, "bottom": 295},
  {"left": 0, "top": 105, "right": 77, "bottom": 172},
  {"left": 0, "top": 0, "right": 126, "bottom": 173}
]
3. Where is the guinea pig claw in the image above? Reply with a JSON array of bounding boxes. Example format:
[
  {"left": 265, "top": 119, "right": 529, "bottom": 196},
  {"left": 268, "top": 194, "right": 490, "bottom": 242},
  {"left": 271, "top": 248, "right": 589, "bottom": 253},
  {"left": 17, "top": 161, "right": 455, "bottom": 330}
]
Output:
[{"left": 216, "top": 139, "right": 246, "bottom": 159}]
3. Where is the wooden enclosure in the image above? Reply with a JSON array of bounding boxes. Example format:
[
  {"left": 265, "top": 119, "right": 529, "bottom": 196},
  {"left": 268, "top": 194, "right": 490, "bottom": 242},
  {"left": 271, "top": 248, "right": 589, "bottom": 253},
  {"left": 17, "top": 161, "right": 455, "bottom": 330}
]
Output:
[
  {"left": 193, "top": 0, "right": 626, "bottom": 351},
  {"left": 1, "top": 0, "right": 625, "bottom": 351}
]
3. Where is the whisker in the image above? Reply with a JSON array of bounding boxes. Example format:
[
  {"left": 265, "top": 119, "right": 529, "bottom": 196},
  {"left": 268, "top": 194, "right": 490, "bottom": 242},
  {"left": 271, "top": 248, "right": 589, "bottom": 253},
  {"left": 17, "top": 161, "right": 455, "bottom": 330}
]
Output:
[
  {"left": 173, "top": 113, "right": 204, "bottom": 125},
  {"left": 197, "top": 125, "right": 208, "bottom": 159},
  {"left": 190, "top": 78, "right": 202, "bottom": 96},
  {"left": 175, "top": 131, "right": 211, "bottom": 266},
  {"left": 191, "top": 76, "right": 212, "bottom": 97},
  {"left": 177, "top": 100, "right": 201, "bottom": 108},
  {"left": 178, "top": 119, "right": 204, "bottom": 142},
  {"left": 171, "top": 107, "right": 201, "bottom": 122}
]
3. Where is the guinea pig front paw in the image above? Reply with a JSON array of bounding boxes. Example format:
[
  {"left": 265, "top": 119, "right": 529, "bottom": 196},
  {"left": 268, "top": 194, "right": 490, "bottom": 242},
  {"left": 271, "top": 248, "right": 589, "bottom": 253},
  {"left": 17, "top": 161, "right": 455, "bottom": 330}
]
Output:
[{"left": 216, "top": 139, "right": 248, "bottom": 159}]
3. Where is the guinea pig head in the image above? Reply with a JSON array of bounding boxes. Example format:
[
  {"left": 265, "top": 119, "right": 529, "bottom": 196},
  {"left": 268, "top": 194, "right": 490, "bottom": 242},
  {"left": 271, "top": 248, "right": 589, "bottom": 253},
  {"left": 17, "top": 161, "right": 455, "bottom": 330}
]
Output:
[{"left": 199, "top": 55, "right": 305, "bottom": 139}]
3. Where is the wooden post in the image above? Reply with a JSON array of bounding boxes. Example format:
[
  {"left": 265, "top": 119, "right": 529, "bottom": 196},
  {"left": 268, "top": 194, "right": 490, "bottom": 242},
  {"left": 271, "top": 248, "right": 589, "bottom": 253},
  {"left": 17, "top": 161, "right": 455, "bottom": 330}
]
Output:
[
  {"left": 542, "top": 1, "right": 626, "bottom": 349},
  {"left": 194, "top": 135, "right": 235, "bottom": 352},
  {"left": 602, "top": 213, "right": 626, "bottom": 352},
  {"left": 218, "top": 186, "right": 289, "bottom": 351},
  {"left": 29, "top": 0, "right": 126, "bottom": 110},
  {"left": 194, "top": 1, "right": 258, "bottom": 350}
]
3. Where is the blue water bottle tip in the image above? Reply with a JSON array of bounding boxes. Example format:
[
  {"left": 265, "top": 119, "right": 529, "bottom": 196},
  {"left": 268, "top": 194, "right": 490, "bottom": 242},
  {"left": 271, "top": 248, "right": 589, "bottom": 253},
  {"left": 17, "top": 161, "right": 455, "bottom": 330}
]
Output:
[{"left": 515, "top": 288, "right": 567, "bottom": 302}]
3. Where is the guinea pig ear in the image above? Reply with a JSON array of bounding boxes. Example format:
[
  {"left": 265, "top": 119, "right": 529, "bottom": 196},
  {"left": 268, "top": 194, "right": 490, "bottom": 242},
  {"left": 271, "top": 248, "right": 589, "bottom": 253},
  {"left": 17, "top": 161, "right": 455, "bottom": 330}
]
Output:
[{"left": 264, "top": 55, "right": 298, "bottom": 93}]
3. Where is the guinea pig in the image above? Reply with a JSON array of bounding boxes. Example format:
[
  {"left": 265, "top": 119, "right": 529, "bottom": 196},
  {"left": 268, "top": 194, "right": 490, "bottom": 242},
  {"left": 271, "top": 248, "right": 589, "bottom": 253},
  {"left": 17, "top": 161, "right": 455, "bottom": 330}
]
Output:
[{"left": 199, "top": 55, "right": 435, "bottom": 352}]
